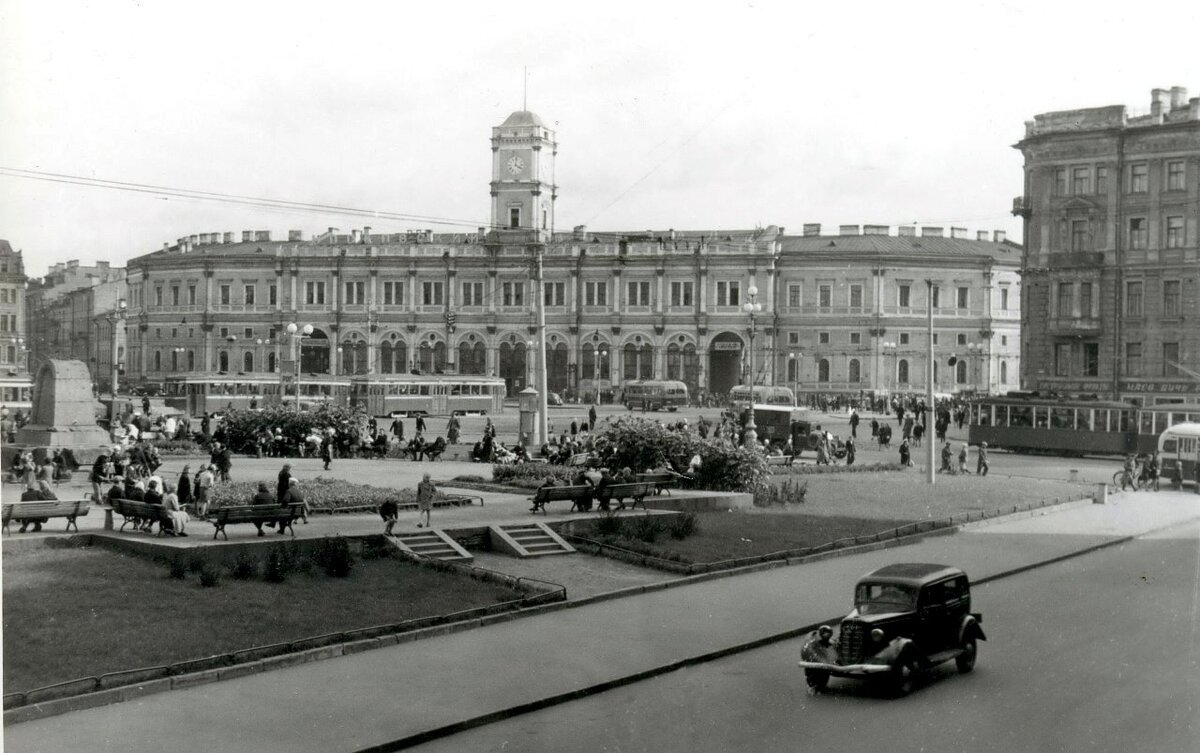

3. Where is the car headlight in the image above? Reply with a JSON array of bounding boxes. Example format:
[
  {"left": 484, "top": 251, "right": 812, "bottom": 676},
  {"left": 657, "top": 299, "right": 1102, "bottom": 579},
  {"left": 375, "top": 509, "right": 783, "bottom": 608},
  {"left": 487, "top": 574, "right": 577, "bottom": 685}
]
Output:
[{"left": 871, "top": 628, "right": 885, "bottom": 642}]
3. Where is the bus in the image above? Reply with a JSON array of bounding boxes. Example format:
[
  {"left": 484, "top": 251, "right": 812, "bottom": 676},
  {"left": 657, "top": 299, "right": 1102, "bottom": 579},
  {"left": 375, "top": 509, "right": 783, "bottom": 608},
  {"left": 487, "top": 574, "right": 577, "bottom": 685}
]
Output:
[
  {"left": 349, "top": 374, "right": 506, "bottom": 417},
  {"left": 729, "top": 384, "right": 795, "bottom": 408},
  {"left": 734, "top": 403, "right": 819, "bottom": 452},
  {"left": 0, "top": 372, "right": 33, "bottom": 413},
  {"left": 1159, "top": 423, "right": 1200, "bottom": 488},
  {"left": 968, "top": 394, "right": 1200, "bottom": 457},
  {"left": 165, "top": 373, "right": 351, "bottom": 417},
  {"left": 621, "top": 380, "right": 689, "bottom": 412}
]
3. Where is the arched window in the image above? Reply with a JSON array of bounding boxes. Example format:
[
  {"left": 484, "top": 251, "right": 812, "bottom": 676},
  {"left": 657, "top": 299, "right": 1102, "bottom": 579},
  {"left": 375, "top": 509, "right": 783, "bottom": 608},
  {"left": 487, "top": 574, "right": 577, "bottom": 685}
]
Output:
[
  {"left": 218, "top": 351, "right": 229, "bottom": 372},
  {"left": 818, "top": 358, "right": 830, "bottom": 383},
  {"left": 154, "top": 350, "right": 161, "bottom": 371},
  {"left": 171, "top": 350, "right": 179, "bottom": 371},
  {"left": 956, "top": 360, "right": 968, "bottom": 384},
  {"left": 433, "top": 341, "right": 447, "bottom": 373},
  {"left": 898, "top": 359, "right": 909, "bottom": 383},
  {"left": 380, "top": 336, "right": 407, "bottom": 374},
  {"left": 187, "top": 350, "right": 195, "bottom": 370},
  {"left": 1000, "top": 360, "right": 1008, "bottom": 384},
  {"left": 267, "top": 351, "right": 276, "bottom": 373},
  {"left": 682, "top": 344, "right": 699, "bottom": 395},
  {"left": 666, "top": 343, "right": 682, "bottom": 381},
  {"left": 623, "top": 342, "right": 653, "bottom": 380},
  {"left": 244, "top": 351, "right": 254, "bottom": 372},
  {"left": 787, "top": 357, "right": 799, "bottom": 381},
  {"left": 548, "top": 342, "right": 569, "bottom": 393},
  {"left": 581, "top": 343, "right": 611, "bottom": 382},
  {"left": 848, "top": 358, "right": 861, "bottom": 383}
]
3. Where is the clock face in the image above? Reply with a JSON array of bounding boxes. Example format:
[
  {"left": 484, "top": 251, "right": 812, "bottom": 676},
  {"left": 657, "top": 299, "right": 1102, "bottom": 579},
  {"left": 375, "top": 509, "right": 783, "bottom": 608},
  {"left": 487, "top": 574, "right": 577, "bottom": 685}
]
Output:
[{"left": 506, "top": 155, "right": 525, "bottom": 175}]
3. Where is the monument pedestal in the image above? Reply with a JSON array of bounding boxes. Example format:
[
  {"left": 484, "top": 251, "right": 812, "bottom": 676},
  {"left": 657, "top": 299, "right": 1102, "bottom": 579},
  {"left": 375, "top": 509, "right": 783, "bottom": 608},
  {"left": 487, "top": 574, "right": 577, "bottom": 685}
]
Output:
[{"left": 8, "top": 359, "right": 114, "bottom": 467}]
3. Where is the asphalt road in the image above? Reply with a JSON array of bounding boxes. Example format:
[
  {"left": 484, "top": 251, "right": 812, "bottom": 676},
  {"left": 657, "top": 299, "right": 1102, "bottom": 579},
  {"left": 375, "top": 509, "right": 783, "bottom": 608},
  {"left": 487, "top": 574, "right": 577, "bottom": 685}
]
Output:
[{"left": 410, "top": 519, "right": 1200, "bottom": 753}]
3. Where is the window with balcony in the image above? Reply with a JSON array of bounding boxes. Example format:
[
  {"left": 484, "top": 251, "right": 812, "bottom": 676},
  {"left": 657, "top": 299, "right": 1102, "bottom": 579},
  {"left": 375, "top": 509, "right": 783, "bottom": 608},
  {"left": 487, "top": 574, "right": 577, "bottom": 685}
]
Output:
[
  {"left": 1163, "top": 280, "right": 1181, "bottom": 316},
  {"left": 956, "top": 286, "right": 969, "bottom": 309},
  {"left": 1163, "top": 342, "right": 1180, "bottom": 376},
  {"left": 154, "top": 287, "right": 163, "bottom": 306},
  {"left": 715, "top": 281, "right": 741, "bottom": 307},
  {"left": 383, "top": 281, "right": 405, "bottom": 306},
  {"left": 1083, "top": 343, "right": 1099, "bottom": 376},
  {"left": 462, "top": 281, "right": 484, "bottom": 306},
  {"left": 1070, "top": 220, "right": 1089, "bottom": 252},
  {"left": 244, "top": 284, "right": 256, "bottom": 305},
  {"left": 1079, "top": 282, "right": 1093, "bottom": 318},
  {"left": 671, "top": 281, "right": 694, "bottom": 307},
  {"left": 1166, "top": 160, "right": 1185, "bottom": 191},
  {"left": 171, "top": 286, "right": 180, "bottom": 306},
  {"left": 305, "top": 281, "right": 325, "bottom": 305},
  {"left": 544, "top": 281, "right": 565, "bottom": 306},
  {"left": 849, "top": 284, "right": 863, "bottom": 309},
  {"left": 1128, "top": 163, "right": 1148, "bottom": 193},
  {"left": 585, "top": 281, "right": 608, "bottom": 306},
  {"left": 1126, "top": 281, "right": 1143, "bottom": 316},
  {"left": 1071, "top": 166, "right": 1090, "bottom": 195},
  {"left": 188, "top": 285, "right": 197, "bottom": 305},
  {"left": 424, "top": 281, "right": 445, "bottom": 306},
  {"left": 219, "top": 285, "right": 231, "bottom": 305},
  {"left": 1057, "top": 282, "right": 1074, "bottom": 317},
  {"left": 1166, "top": 216, "right": 1185, "bottom": 248},
  {"left": 818, "top": 284, "right": 832, "bottom": 308},
  {"left": 786, "top": 283, "right": 801, "bottom": 308},
  {"left": 1128, "top": 218, "right": 1148, "bottom": 250},
  {"left": 627, "top": 281, "right": 651, "bottom": 307}
]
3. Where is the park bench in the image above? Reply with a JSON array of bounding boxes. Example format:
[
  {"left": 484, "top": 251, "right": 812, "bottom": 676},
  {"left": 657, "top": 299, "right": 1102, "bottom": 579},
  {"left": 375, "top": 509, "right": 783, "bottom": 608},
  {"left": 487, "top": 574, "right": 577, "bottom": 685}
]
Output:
[
  {"left": 529, "top": 485, "right": 594, "bottom": 514},
  {"left": 766, "top": 455, "right": 795, "bottom": 467},
  {"left": 210, "top": 503, "right": 307, "bottom": 540},
  {"left": 109, "top": 497, "right": 173, "bottom": 535},
  {"left": 636, "top": 471, "right": 678, "bottom": 495},
  {"left": 1, "top": 499, "right": 91, "bottom": 534},
  {"left": 600, "top": 481, "right": 658, "bottom": 511}
]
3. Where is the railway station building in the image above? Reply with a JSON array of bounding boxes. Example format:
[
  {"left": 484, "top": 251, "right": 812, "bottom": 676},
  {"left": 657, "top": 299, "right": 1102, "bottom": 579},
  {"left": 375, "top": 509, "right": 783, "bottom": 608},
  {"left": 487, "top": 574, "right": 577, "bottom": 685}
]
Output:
[
  {"left": 1014, "top": 86, "right": 1200, "bottom": 406},
  {"left": 122, "top": 110, "right": 1022, "bottom": 403}
]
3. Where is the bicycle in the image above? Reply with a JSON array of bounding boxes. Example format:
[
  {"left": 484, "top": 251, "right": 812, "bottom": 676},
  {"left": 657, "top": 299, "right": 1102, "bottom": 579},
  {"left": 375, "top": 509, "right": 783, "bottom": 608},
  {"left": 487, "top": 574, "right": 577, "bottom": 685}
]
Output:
[{"left": 1112, "top": 467, "right": 1149, "bottom": 491}]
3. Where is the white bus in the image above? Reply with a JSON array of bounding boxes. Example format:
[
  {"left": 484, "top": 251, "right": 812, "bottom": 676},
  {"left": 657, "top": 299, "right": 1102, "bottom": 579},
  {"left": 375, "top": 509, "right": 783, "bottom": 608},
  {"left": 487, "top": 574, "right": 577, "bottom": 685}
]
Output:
[{"left": 1159, "top": 422, "right": 1200, "bottom": 489}]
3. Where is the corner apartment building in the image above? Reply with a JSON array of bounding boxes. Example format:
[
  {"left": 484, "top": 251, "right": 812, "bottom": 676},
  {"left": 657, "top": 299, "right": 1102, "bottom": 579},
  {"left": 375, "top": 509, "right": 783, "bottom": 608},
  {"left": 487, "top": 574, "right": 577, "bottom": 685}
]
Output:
[{"left": 0, "top": 240, "right": 28, "bottom": 374}]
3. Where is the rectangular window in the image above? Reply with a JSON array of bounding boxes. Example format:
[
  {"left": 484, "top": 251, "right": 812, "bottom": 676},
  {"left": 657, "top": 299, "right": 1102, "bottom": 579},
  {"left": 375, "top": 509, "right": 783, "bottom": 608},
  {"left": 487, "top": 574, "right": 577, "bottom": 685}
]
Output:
[
  {"left": 1055, "top": 343, "right": 1072, "bottom": 376},
  {"left": 244, "top": 327, "right": 253, "bottom": 339},
  {"left": 1083, "top": 343, "right": 1099, "bottom": 376},
  {"left": 956, "top": 286, "right": 969, "bottom": 309},
  {"left": 544, "top": 281, "right": 565, "bottom": 307},
  {"left": 787, "top": 283, "right": 802, "bottom": 308},
  {"left": 1129, "top": 163, "right": 1148, "bottom": 193},
  {"left": 956, "top": 333, "right": 968, "bottom": 346},
  {"left": 1057, "top": 282, "right": 1074, "bottom": 317},
  {"left": 1125, "top": 342, "right": 1142, "bottom": 376},
  {"left": 1001, "top": 335, "right": 1008, "bottom": 346},
  {"left": 716, "top": 281, "right": 741, "bottom": 307},
  {"left": 501, "top": 282, "right": 523, "bottom": 307},
  {"left": 849, "top": 284, "right": 863, "bottom": 309},
  {"left": 1163, "top": 280, "right": 1181, "bottom": 316},
  {"left": 509, "top": 207, "right": 520, "bottom": 228},
  {"left": 671, "top": 281, "right": 694, "bottom": 307},
  {"left": 1000, "top": 288, "right": 1009, "bottom": 310},
  {"left": 383, "top": 281, "right": 405, "bottom": 306},
  {"left": 1071, "top": 166, "right": 1090, "bottom": 195},
  {"left": 244, "top": 284, "right": 256, "bottom": 305},
  {"left": 932, "top": 334, "right": 939, "bottom": 345},
  {"left": 818, "top": 332, "right": 830, "bottom": 344},
  {"left": 818, "top": 284, "right": 832, "bottom": 308},
  {"left": 219, "top": 327, "right": 229, "bottom": 338},
  {"left": 898, "top": 284, "right": 911, "bottom": 308},
  {"left": 849, "top": 332, "right": 861, "bottom": 345},
  {"left": 1166, "top": 216, "right": 1185, "bottom": 248},
  {"left": 219, "top": 285, "right": 231, "bottom": 305},
  {"left": 931, "top": 286, "right": 940, "bottom": 309},
  {"left": 305, "top": 281, "right": 325, "bottom": 305},
  {"left": 154, "top": 287, "right": 163, "bottom": 306},
  {"left": 585, "top": 281, "right": 608, "bottom": 307},
  {"left": 1079, "top": 282, "right": 1093, "bottom": 317},
  {"left": 171, "top": 286, "right": 180, "bottom": 306},
  {"left": 343, "top": 281, "right": 364, "bottom": 304},
  {"left": 1166, "top": 160, "right": 1185, "bottom": 191},
  {"left": 626, "top": 281, "right": 651, "bottom": 307},
  {"left": 1095, "top": 165, "right": 1108, "bottom": 193},
  {"left": 188, "top": 285, "right": 197, "bottom": 305},
  {"left": 1053, "top": 168, "right": 1067, "bottom": 196},
  {"left": 899, "top": 333, "right": 910, "bottom": 345},
  {"left": 423, "top": 281, "right": 444, "bottom": 306},
  {"left": 1163, "top": 342, "right": 1180, "bottom": 376},
  {"left": 1126, "top": 281, "right": 1143, "bottom": 316},
  {"left": 269, "top": 285, "right": 277, "bottom": 306},
  {"left": 462, "top": 281, "right": 484, "bottom": 307},
  {"left": 788, "top": 332, "right": 799, "bottom": 345},
  {"left": 1128, "top": 218, "right": 1148, "bottom": 250},
  {"left": 1070, "top": 220, "right": 1089, "bottom": 252}
]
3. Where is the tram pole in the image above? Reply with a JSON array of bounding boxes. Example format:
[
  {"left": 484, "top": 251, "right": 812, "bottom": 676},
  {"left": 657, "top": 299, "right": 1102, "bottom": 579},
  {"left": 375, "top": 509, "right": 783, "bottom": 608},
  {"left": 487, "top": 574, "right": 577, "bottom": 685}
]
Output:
[
  {"left": 926, "top": 279, "right": 936, "bottom": 486},
  {"left": 534, "top": 242, "right": 549, "bottom": 447}
]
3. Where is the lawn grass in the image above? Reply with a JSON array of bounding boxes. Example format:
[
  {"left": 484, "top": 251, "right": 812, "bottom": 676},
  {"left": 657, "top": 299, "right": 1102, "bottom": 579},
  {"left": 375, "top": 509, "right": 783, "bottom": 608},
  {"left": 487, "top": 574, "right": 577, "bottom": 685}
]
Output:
[{"left": 1, "top": 545, "right": 522, "bottom": 693}]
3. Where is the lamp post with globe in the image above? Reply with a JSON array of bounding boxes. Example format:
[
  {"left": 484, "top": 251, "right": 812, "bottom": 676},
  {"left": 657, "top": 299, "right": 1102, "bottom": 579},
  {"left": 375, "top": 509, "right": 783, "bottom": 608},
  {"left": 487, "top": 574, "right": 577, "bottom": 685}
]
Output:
[
  {"left": 285, "top": 323, "right": 313, "bottom": 413},
  {"left": 741, "top": 285, "right": 764, "bottom": 449}
]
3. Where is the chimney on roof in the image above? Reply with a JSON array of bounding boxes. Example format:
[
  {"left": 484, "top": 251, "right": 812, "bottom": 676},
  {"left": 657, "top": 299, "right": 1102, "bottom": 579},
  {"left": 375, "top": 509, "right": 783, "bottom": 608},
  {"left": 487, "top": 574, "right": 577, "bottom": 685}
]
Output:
[
  {"left": 351, "top": 229, "right": 361, "bottom": 244},
  {"left": 363, "top": 226, "right": 371, "bottom": 242},
  {"left": 288, "top": 230, "right": 303, "bottom": 242},
  {"left": 189, "top": 235, "right": 199, "bottom": 246},
  {"left": 96, "top": 261, "right": 110, "bottom": 271},
  {"left": 1189, "top": 97, "right": 1200, "bottom": 120},
  {"left": 1170, "top": 87, "right": 1188, "bottom": 110},
  {"left": 897, "top": 226, "right": 916, "bottom": 237},
  {"left": 951, "top": 227, "right": 968, "bottom": 239},
  {"left": 242, "top": 231, "right": 254, "bottom": 242},
  {"left": 802, "top": 223, "right": 821, "bottom": 237},
  {"left": 197, "top": 233, "right": 207, "bottom": 245},
  {"left": 223, "top": 232, "right": 233, "bottom": 244},
  {"left": 255, "top": 231, "right": 271, "bottom": 242},
  {"left": 922, "top": 226, "right": 944, "bottom": 238},
  {"left": 839, "top": 225, "right": 860, "bottom": 236},
  {"left": 863, "top": 225, "right": 888, "bottom": 236},
  {"left": 162, "top": 242, "right": 169, "bottom": 252},
  {"left": 977, "top": 230, "right": 988, "bottom": 241},
  {"left": 1151, "top": 88, "right": 1169, "bottom": 118},
  {"left": 994, "top": 230, "right": 1007, "bottom": 243}
]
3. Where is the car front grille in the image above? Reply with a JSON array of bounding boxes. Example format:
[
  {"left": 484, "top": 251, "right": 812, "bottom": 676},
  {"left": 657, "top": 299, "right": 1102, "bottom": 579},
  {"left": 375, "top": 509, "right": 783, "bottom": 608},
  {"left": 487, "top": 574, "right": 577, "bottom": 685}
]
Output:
[{"left": 838, "top": 620, "right": 865, "bottom": 664}]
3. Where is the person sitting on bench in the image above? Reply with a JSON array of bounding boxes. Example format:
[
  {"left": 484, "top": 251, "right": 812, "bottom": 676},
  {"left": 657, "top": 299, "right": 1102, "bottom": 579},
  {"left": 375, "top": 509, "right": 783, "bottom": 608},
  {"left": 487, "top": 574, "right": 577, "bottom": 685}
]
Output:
[
  {"left": 16, "top": 481, "right": 56, "bottom": 532},
  {"left": 425, "top": 436, "right": 446, "bottom": 461}
]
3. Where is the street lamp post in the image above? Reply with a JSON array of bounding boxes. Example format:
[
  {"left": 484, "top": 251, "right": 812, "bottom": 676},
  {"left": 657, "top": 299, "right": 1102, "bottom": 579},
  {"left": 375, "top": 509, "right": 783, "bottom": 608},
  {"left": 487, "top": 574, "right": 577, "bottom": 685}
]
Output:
[
  {"left": 106, "top": 298, "right": 127, "bottom": 400},
  {"left": 285, "top": 323, "right": 313, "bottom": 413},
  {"left": 526, "top": 339, "right": 534, "bottom": 391},
  {"left": 788, "top": 351, "right": 801, "bottom": 406},
  {"left": 742, "top": 285, "right": 764, "bottom": 448}
]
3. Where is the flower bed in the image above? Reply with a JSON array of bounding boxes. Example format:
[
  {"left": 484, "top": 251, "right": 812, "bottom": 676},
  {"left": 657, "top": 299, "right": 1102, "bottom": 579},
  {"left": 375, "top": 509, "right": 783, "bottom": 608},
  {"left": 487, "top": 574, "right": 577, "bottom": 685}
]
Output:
[{"left": 207, "top": 477, "right": 431, "bottom": 512}]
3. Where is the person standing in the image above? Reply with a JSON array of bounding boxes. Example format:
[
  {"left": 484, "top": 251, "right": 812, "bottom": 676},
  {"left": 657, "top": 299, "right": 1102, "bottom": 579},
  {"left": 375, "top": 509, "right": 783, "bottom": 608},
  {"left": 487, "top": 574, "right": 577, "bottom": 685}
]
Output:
[
  {"left": 416, "top": 473, "right": 436, "bottom": 528},
  {"left": 142, "top": 396, "right": 151, "bottom": 416},
  {"left": 844, "top": 437, "right": 856, "bottom": 466},
  {"left": 415, "top": 414, "right": 427, "bottom": 435},
  {"left": 177, "top": 465, "right": 193, "bottom": 512},
  {"left": 899, "top": 438, "right": 912, "bottom": 468},
  {"left": 976, "top": 442, "right": 989, "bottom": 476},
  {"left": 849, "top": 409, "right": 859, "bottom": 439},
  {"left": 940, "top": 441, "right": 953, "bottom": 473},
  {"left": 194, "top": 465, "right": 215, "bottom": 517},
  {"left": 390, "top": 416, "right": 405, "bottom": 444},
  {"left": 588, "top": 404, "right": 598, "bottom": 430},
  {"left": 320, "top": 435, "right": 333, "bottom": 471},
  {"left": 277, "top": 463, "right": 292, "bottom": 504},
  {"left": 958, "top": 443, "right": 970, "bottom": 474}
]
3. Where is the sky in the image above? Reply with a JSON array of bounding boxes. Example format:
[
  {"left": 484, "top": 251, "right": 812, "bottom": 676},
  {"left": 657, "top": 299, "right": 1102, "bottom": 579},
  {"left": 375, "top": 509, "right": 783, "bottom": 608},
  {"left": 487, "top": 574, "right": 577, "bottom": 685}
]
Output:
[{"left": 2, "top": 0, "right": 1199, "bottom": 279}]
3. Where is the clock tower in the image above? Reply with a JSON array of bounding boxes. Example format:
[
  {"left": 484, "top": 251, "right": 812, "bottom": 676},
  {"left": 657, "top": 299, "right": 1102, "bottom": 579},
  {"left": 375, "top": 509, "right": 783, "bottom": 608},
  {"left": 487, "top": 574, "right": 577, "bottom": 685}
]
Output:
[{"left": 490, "top": 110, "right": 557, "bottom": 236}]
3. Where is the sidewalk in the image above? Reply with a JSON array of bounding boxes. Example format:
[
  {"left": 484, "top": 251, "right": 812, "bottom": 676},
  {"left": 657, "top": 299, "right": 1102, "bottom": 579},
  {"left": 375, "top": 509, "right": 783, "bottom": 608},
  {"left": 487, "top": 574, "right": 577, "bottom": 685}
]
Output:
[{"left": 6, "top": 490, "right": 1200, "bottom": 753}]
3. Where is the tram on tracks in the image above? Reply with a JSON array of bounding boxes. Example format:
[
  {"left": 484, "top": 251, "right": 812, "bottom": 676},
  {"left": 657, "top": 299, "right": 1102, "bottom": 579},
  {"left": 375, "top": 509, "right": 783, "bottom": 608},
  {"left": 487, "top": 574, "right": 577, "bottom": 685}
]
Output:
[
  {"left": 164, "top": 373, "right": 351, "bottom": 416},
  {"left": 349, "top": 374, "right": 506, "bottom": 417}
]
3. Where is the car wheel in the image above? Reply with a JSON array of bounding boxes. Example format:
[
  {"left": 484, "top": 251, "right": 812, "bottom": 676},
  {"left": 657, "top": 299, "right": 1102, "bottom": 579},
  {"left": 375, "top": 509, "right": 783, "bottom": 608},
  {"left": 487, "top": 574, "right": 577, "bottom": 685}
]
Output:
[
  {"left": 891, "top": 654, "right": 919, "bottom": 697},
  {"left": 804, "top": 669, "right": 829, "bottom": 692},
  {"left": 956, "top": 637, "right": 977, "bottom": 673}
]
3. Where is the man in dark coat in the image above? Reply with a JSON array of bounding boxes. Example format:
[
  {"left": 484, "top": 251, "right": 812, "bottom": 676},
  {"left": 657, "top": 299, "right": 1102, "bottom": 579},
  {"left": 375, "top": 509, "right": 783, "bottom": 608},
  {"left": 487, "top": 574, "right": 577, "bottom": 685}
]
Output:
[
  {"left": 415, "top": 414, "right": 427, "bottom": 434},
  {"left": 277, "top": 464, "right": 292, "bottom": 504},
  {"left": 588, "top": 405, "right": 598, "bottom": 429}
]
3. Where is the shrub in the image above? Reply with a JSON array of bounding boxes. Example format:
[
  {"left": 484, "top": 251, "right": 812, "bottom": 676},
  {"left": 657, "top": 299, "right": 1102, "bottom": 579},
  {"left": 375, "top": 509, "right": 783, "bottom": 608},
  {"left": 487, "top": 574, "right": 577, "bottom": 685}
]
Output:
[
  {"left": 230, "top": 553, "right": 258, "bottom": 580},
  {"left": 593, "top": 511, "right": 623, "bottom": 537},
  {"left": 154, "top": 438, "right": 204, "bottom": 456},
  {"left": 690, "top": 439, "right": 771, "bottom": 495},
  {"left": 168, "top": 558, "right": 188, "bottom": 579},
  {"left": 187, "top": 556, "right": 206, "bottom": 575},
  {"left": 198, "top": 563, "right": 221, "bottom": 587},
  {"left": 208, "top": 477, "right": 428, "bottom": 512},
  {"left": 217, "top": 404, "right": 371, "bottom": 456},
  {"left": 452, "top": 474, "right": 486, "bottom": 483},
  {"left": 596, "top": 418, "right": 695, "bottom": 474},
  {"left": 627, "top": 514, "right": 664, "bottom": 543},
  {"left": 491, "top": 462, "right": 576, "bottom": 486},
  {"left": 312, "top": 537, "right": 354, "bottom": 578},
  {"left": 264, "top": 545, "right": 290, "bottom": 583},
  {"left": 755, "top": 477, "right": 808, "bottom": 506},
  {"left": 668, "top": 511, "right": 698, "bottom": 539}
]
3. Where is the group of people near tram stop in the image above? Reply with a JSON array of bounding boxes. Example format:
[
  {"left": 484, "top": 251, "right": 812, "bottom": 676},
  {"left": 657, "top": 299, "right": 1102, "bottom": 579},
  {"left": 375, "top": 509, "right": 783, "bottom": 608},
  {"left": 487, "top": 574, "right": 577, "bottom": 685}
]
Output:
[{"left": 1118, "top": 451, "right": 1197, "bottom": 492}]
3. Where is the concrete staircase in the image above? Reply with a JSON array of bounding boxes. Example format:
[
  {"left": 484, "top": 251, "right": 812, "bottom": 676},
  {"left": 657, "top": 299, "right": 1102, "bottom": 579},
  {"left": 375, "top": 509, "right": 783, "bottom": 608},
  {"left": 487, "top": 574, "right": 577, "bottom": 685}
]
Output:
[
  {"left": 489, "top": 522, "right": 577, "bottom": 558},
  {"left": 389, "top": 529, "right": 473, "bottom": 562}
]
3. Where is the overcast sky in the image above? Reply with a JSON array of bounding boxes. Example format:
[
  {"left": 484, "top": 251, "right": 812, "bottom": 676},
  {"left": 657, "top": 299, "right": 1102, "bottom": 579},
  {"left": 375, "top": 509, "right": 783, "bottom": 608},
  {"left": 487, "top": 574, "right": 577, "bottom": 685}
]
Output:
[{"left": 2, "top": 0, "right": 1199, "bottom": 278}]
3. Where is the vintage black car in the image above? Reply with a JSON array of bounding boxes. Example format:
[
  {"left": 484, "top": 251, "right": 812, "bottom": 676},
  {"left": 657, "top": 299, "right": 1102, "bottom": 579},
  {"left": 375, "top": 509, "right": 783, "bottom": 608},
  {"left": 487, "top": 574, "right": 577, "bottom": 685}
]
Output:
[{"left": 797, "top": 563, "right": 986, "bottom": 695}]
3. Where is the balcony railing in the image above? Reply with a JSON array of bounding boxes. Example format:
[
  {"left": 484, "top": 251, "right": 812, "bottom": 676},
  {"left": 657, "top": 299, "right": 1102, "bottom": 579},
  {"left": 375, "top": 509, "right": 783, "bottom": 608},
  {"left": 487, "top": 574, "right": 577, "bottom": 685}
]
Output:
[{"left": 1012, "top": 195, "right": 1031, "bottom": 217}]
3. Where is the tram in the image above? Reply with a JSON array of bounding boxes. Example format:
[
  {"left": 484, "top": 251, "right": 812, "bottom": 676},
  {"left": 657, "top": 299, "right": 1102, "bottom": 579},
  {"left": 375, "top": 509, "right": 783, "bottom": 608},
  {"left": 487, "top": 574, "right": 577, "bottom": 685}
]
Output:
[
  {"left": 164, "top": 373, "right": 351, "bottom": 416},
  {"left": 729, "top": 384, "right": 796, "bottom": 408},
  {"left": 621, "top": 380, "right": 690, "bottom": 411},
  {"left": 0, "top": 372, "right": 33, "bottom": 413},
  {"left": 349, "top": 374, "right": 506, "bottom": 417},
  {"left": 968, "top": 393, "right": 1200, "bottom": 457}
]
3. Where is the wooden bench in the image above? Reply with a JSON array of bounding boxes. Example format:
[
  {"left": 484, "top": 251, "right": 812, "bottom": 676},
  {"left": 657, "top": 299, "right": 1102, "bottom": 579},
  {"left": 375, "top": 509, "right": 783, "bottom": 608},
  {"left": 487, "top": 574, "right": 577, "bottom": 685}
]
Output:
[
  {"left": 599, "top": 481, "right": 658, "bottom": 511},
  {"left": 636, "top": 471, "right": 678, "bottom": 495},
  {"left": 210, "top": 503, "right": 307, "bottom": 540},
  {"left": 1, "top": 500, "right": 91, "bottom": 534},
  {"left": 109, "top": 497, "right": 173, "bottom": 535},
  {"left": 766, "top": 455, "right": 795, "bottom": 467},
  {"left": 440, "top": 494, "right": 484, "bottom": 508},
  {"left": 529, "top": 485, "right": 594, "bottom": 514}
]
